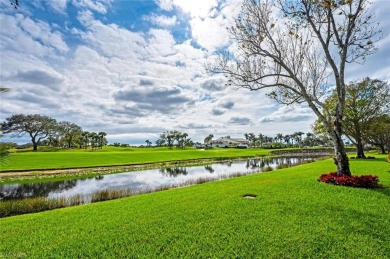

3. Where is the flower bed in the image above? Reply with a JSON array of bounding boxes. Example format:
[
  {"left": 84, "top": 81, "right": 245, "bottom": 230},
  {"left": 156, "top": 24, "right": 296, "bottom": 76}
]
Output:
[{"left": 318, "top": 172, "right": 380, "bottom": 188}]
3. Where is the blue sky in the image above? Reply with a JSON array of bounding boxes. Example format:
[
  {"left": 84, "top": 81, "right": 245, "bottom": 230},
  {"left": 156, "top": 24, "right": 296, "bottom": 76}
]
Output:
[{"left": 1, "top": 0, "right": 389, "bottom": 145}]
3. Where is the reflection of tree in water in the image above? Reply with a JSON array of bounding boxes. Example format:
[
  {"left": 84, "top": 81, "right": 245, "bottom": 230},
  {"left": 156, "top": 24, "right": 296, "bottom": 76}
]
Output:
[
  {"left": 0, "top": 180, "right": 78, "bottom": 200},
  {"left": 246, "top": 159, "right": 270, "bottom": 169},
  {"left": 159, "top": 167, "right": 188, "bottom": 177},
  {"left": 220, "top": 161, "right": 233, "bottom": 167},
  {"left": 204, "top": 165, "right": 214, "bottom": 174}
]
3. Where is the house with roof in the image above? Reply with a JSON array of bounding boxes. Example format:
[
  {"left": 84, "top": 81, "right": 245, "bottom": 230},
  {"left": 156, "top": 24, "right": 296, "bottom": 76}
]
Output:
[{"left": 208, "top": 136, "right": 249, "bottom": 148}]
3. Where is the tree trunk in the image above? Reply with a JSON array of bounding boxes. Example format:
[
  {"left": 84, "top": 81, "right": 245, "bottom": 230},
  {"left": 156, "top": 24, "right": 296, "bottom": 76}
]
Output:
[
  {"left": 356, "top": 141, "right": 366, "bottom": 158},
  {"left": 333, "top": 117, "right": 351, "bottom": 176},
  {"left": 379, "top": 145, "right": 386, "bottom": 154},
  {"left": 33, "top": 142, "right": 38, "bottom": 151},
  {"left": 31, "top": 136, "right": 38, "bottom": 151}
]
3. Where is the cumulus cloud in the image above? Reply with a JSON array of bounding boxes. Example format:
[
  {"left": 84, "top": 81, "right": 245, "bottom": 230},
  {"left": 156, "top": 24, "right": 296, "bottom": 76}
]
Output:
[
  {"left": 72, "top": 0, "right": 112, "bottom": 14},
  {"left": 139, "top": 79, "right": 155, "bottom": 86},
  {"left": 155, "top": 0, "right": 173, "bottom": 11},
  {"left": 1, "top": 0, "right": 388, "bottom": 145},
  {"left": 9, "top": 70, "right": 64, "bottom": 90},
  {"left": 48, "top": 0, "right": 69, "bottom": 13},
  {"left": 221, "top": 100, "right": 234, "bottom": 109},
  {"left": 259, "top": 106, "right": 314, "bottom": 123},
  {"left": 212, "top": 108, "right": 225, "bottom": 116},
  {"left": 113, "top": 87, "right": 192, "bottom": 114},
  {"left": 201, "top": 79, "right": 224, "bottom": 92},
  {"left": 229, "top": 116, "right": 252, "bottom": 125},
  {"left": 144, "top": 14, "right": 177, "bottom": 27}
]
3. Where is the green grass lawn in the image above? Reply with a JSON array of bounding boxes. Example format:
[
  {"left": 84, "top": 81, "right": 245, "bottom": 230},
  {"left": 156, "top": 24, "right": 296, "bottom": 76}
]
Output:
[
  {"left": 0, "top": 155, "right": 389, "bottom": 258},
  {"left": 1, "top": 147, "right": 274, "bottom": 172}
]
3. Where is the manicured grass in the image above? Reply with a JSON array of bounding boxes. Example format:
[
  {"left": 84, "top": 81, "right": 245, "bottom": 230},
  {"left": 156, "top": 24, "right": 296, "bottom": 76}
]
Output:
[
  {"left": 0, "top": 147, "right": 273, "bottom": 172},
  {"left": 0, "top": 156, "right": 389, "bottom": 258}
]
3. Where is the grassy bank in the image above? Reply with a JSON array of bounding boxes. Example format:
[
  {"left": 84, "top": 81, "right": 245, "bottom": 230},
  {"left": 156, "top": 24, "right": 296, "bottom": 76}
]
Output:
[
  {"left": 0, "top": 147, "right": 273, "bottom": 172},
  {"left": 0, "top": 155, "right": 389, "bottom": 258}
]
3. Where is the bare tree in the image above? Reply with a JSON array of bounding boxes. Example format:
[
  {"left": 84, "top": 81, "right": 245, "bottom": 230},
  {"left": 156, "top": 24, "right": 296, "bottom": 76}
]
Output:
[{"left": 207, "top": 0, "right": 382, "bottom": 176}]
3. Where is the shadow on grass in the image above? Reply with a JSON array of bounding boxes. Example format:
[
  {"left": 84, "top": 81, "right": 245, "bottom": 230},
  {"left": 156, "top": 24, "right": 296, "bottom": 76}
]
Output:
[
  {"left": 372, "top": 186, "right": 390, "bottom": 198},
  {"left": 350, "top": 157, "right": 387, "bottom": 163}
]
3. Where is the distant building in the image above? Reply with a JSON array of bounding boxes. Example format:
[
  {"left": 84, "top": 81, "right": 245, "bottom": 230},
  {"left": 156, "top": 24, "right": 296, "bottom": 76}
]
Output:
[{"left": 209, "top": 136, "right": 249, "bottom": 148}]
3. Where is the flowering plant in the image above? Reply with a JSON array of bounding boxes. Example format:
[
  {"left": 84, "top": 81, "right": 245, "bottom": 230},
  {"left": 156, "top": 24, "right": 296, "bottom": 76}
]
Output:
[{"left": 319, "top": 172, "right": 380, "bottom": 188}]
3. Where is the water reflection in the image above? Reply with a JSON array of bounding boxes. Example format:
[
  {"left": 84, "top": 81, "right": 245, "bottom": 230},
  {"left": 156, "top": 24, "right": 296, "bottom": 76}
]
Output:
[
  {"left": 0, "top": 180, "right": 77, "bottom": 200},
  {"left": 159, "top": 167, "right": 188, "bottom": 177},
  {"left": 204, "top": 165, "right": 214, "bottom": 173},
  {"left": 0, "top": 156, "right": 318, "bottom": 201}
]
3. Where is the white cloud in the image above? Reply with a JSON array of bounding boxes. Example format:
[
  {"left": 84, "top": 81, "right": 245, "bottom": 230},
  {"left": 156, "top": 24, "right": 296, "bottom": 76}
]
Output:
[
  {"left": 155, "top": 0, "right": 173, "bottom": 11},
  {"left": 259, "top": 106, "right": 315, "bottom": 124},
  {"left": 0, "top": 14, "right": 69, "bottom": 55},
  {"left": 171, "top": 0, "right": 218, "bottom": 18},
  {"left": 167, "top": 0, "right": 240, "bottom": 51},
  {"left": 144, "top": 14, "right": 177, "bottom": 27},
  {"left": 1, "top": 0, "right": 389, "bottom": 145},
  {"left": 72, "top": 0, "right": 112, "bottom": 14},
  {"left": 18, "top": 16, "right": 69, "bottom": 53},
  {"left": 48, "top": 0, "right": 69, "bottom": 13}
]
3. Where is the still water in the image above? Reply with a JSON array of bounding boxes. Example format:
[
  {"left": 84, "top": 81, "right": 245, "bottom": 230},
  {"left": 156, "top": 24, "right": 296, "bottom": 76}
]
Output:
[{"left": 0, "top": 157, "right": 317, "bottom": 201}]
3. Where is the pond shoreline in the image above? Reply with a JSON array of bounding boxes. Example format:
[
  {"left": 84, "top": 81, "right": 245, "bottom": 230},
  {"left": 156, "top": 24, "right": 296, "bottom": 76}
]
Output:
[
  {"left": 0, "top": 156, "right": 263, "bottom": 182},
  {"left": 0, "top": 151, "right": 333, "bottom": 183}
]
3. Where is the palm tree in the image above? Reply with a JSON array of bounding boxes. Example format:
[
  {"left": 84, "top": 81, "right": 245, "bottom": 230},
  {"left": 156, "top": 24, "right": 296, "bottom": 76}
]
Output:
[
  {"left": 258, "top": 133, "right": 264, "bottom": 147},
  {"left": 204, "top": 134, "right": 214, "bottom": 146},
  {"left": 98, "top": 132, "right": 107, "bottom": 149},
  {"left": 145, "top": 140, "right": 152, "bottom": 148},
  {"left": 293, "top": 132, "right": 304, "bottom": 147},
  {"left": 276, "top": 133, "right": 284, "bottom": 144},
  {"left": 82, "top": 131, "right": 90, "bottom": 149},
  {"left": 88, "top": 132, "right": 98, "bottom": 150},
  {"left": 284, "top": 134, "right": 291, "bottom": 147}
]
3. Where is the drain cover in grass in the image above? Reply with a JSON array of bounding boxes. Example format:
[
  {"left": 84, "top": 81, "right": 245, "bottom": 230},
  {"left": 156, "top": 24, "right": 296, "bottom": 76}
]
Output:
[{"left": 242, "top": 194, "right": 257, "bottom": 199}]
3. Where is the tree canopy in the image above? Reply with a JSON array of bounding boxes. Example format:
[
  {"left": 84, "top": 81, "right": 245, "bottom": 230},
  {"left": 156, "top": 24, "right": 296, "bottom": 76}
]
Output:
[
  {"left": 314, "top": 78, "right": 389, "bottom": 157},
  {"left": 207, "top": 0, "right": 383, "bottom": 176},
  {"left": 1, "top": 114, "right": 108, "bottom": 151},
  {"left": 1, "top": 114, "right": 57, "bottom": 151}
]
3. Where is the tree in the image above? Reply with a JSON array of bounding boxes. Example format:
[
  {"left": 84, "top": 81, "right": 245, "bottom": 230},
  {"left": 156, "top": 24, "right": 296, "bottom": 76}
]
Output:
[
  {"left": 207, "top": 0, "right": 383, "bottom": 176},
  {"left": 155, "top": 138, "right": 166, "bottom": 147},
  {"left": 366, "top": 115, "right": 390, "bottom": 154},
  {"left": 276, "top": 133, "right": 284, "bottom": 145},
  {"left": 81, "top": 131, "right": 90, "bottom": 149},
  {"left": 98, "top": 132, "right": 107, "bottom": 149},
  {"left": 1, "top": 114, "right": 57, "bottom": 151},
  {"left": 204, "top": 134, "right": 214, "bottom": 146},
  {"left": 145, "top": 140, "right": 152, "bottom": 148},
  {"left": 342, "top": 78, "right": 389, "bottom": 157},
  {"left": 284, "top": 134, "right": 291, "bottom": 147},
  {"left": 58, "top": 121, "right": 83, "bottom": 149},
  {"left": 293, "top": 132, "right": 305, "bottom": 147},
  {"left": 314, "top": 78, "right": 390, "bottom": 157},
  {"left": 89, "top": 132, "right": 98, "bottom": 150}
]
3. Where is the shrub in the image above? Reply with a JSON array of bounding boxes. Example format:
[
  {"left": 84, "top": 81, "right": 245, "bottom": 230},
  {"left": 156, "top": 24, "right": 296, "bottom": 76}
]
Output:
[{"left": 318, "top": 172, "right": 380, "bottom": 188}]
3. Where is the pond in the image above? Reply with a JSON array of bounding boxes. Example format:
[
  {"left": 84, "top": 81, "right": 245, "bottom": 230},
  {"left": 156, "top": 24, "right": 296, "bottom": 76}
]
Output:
[{"left": 0, "top": 156, "right": 319, "bottom": 201}]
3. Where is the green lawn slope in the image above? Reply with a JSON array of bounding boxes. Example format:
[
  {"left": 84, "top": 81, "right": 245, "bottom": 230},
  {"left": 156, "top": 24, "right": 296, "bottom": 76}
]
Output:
[
  {"left": 0, "top": 156, "right": 389, "bottom": 258},
  {"left": 1, "top": 147, "right": 273, "bottom": 172}
]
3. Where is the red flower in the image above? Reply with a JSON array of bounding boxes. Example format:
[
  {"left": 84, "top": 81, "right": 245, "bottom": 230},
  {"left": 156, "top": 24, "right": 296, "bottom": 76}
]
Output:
[{"left": 318, "top": 172, "right": 379, "bottom": 188}]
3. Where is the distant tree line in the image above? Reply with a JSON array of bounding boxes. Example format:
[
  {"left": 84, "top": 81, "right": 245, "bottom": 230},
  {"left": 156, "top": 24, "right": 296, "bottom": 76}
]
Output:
[
  {"left": 242, "top": 132, "right": 331, "bottom": 148},
  {"left": 0, "top": 114, "right": 107, "bottom": 151},
  {"left": 154, "top": 130, "right": 193, "bottom": 149}
]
